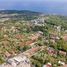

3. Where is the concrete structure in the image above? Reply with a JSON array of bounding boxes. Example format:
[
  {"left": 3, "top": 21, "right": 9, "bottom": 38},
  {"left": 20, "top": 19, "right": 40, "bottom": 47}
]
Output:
[
  {"left": 31, "top": 18, "right": 45, "bottom": 26},
  {"left": 0, "top": 55, "right": 31, "bottom": 67}
]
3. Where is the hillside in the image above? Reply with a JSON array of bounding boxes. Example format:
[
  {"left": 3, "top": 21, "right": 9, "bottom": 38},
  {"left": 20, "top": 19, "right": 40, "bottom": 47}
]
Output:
[
  {"left": 0, "top": 10, "right": 42, "bottom": 20},
  {"left": 0, "top": 10, "right": 67, "bottom": 67}
]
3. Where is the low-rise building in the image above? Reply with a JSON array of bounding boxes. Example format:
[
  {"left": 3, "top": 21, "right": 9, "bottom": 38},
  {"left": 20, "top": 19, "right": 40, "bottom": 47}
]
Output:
[
  {"left": 47, "top": 47, "right": 57, "bottom": 56},
  {"left": 0, "top": 55, "right": 31, "bottom": 67},
  {"left": 59, "top": 50, "right": 66, "bottom": 56},
  {"left": 58, "top": 61, "right": 65, "bottom": 66},
  {"left": 31, "top": 18, "right": 45, "bottom": 26}
]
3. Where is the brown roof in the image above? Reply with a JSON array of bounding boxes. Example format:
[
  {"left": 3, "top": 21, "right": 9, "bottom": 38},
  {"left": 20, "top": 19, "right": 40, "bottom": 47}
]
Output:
[
  {"left": 5, "top": 51, "right": 12, "bottom": 58},
  {"left": 15, "top": 34, "right": 25, "bottom": 39},
  {"left": 28, "top": 33, "right": 41, "bottom": 40},
  {"left": 25, "top": 40, "right": 35, "bottom": 45}
]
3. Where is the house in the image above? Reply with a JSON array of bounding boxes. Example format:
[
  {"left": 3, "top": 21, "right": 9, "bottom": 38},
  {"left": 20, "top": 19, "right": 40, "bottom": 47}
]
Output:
[
  {"left": 59, "top": 50, "right": 66, "bottom": 56},
  {"left": 50, "top": 34, "right": 60, "bottom": 40},
  {"left": 28, "top": 32, "right": 42, "bottom": 41},
  {"left": 5, "top": 51, "right": 12, "bottom": 58},
  {"left": 25, "top": 41, "right": 37, "bottom": 47},
  {"left": 58, "top": 61, "right": 65, "bottom": 66},
  {"left": 47, "top": 47, "right": 57, "bottom": 56},
  {"left": 57, "top": 26, "right": 61, "bottom": 33},
  {"left": 37, "top": 31, "right": 43, "bottom": 35},
  {"left": 10, "top": 26, "right": 19, "bottom": 33}
]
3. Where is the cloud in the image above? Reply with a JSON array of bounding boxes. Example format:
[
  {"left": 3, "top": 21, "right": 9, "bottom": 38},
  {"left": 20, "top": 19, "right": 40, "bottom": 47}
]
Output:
[{"left": 0, "top": 0, "right": 66, "bottom": 15}]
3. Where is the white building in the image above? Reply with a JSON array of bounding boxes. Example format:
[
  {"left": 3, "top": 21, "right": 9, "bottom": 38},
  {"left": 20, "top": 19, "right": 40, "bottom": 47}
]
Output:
[{"left": 0, "top": 55, "right": 31, "bottom": 67}]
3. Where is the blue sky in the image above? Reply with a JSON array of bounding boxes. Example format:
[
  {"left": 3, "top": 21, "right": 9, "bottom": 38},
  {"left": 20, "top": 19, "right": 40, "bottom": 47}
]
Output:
[{"left": 0, "top": 0, "right": 67, "bottom": 15}]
